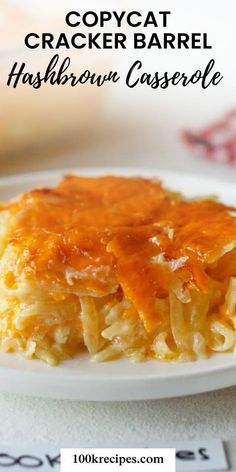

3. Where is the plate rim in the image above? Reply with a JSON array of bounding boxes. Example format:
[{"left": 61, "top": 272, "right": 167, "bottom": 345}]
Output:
[{"left": 0, "top": 165, "right": 236, "bottom": 188}]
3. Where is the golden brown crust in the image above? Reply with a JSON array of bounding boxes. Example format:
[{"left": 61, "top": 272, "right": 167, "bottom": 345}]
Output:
[{"left": 2, "top": 175, "right": 236, "bottom": 335}]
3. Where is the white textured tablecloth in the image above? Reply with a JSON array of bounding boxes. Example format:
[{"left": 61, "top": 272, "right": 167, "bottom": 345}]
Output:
[{"left": 0, "top": 387, "right": 236, "bottom": 447}]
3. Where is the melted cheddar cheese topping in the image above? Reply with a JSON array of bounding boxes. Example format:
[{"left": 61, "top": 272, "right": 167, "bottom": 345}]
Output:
[{"left": 0, "top": 175, "right": 236, "bottom": 365}]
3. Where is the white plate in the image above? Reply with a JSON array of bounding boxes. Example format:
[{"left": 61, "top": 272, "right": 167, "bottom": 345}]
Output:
[{"left": 0, "top": 167, "right": 236, "bottom": 401}]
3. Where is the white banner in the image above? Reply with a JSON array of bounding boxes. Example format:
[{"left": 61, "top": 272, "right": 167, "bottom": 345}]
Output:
[{"left": 61, "top": 448, "right": 175, "bottom": 472}]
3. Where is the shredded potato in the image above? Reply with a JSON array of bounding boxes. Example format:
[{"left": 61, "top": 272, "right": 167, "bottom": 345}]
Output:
[{"left": 0, "top": 175, "right": 236, "bottom": 365}]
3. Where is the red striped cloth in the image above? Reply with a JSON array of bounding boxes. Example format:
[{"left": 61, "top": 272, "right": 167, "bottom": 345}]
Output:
[{"left": 183, "top": 110, "right": 236, "bottom": 166}]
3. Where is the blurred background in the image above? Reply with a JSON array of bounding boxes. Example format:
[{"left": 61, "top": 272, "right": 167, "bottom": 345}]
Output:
[{"left": 1, "top": 0, "right": 236, "bottom": 180}]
